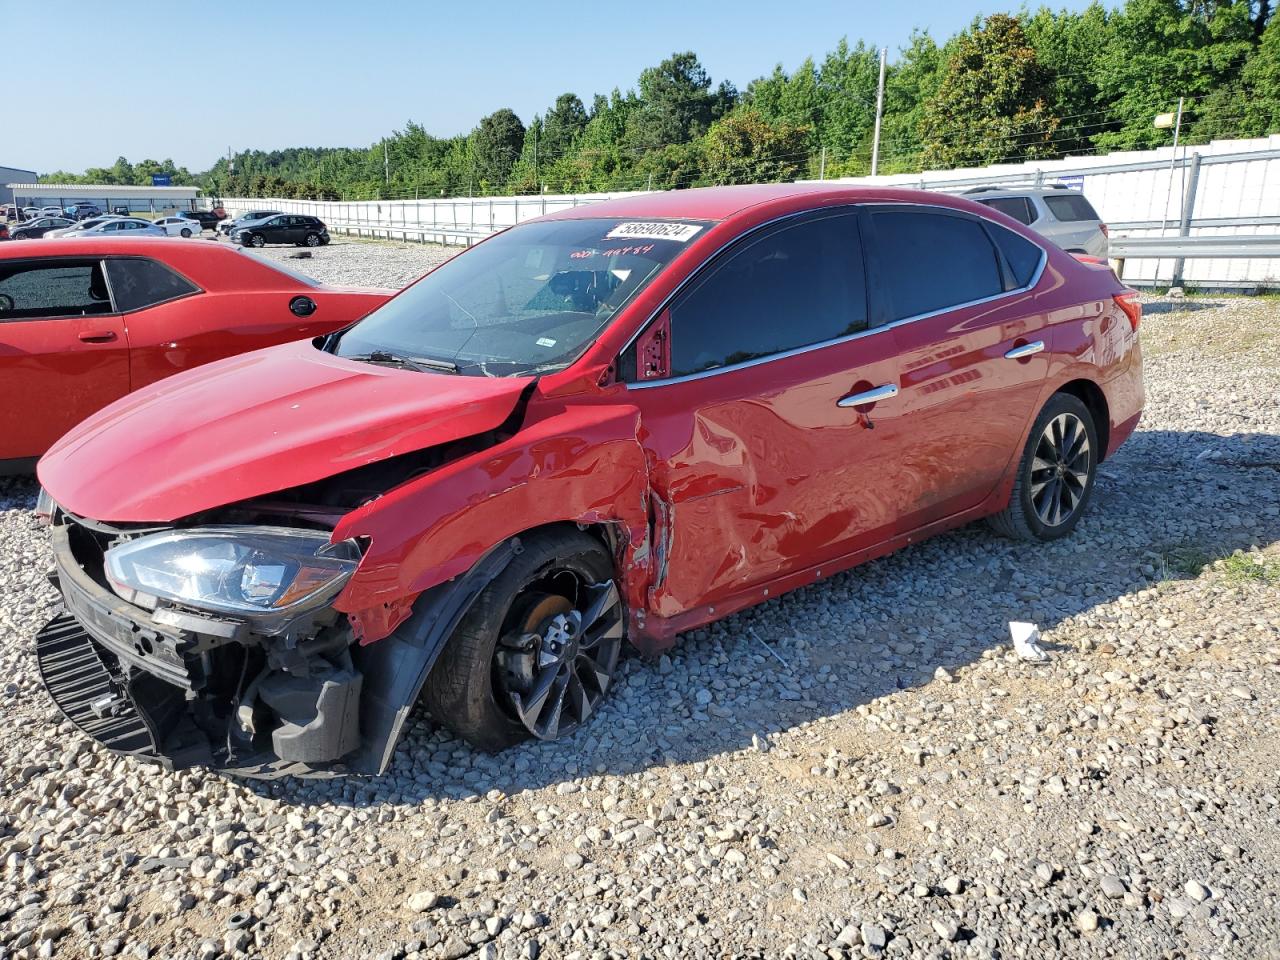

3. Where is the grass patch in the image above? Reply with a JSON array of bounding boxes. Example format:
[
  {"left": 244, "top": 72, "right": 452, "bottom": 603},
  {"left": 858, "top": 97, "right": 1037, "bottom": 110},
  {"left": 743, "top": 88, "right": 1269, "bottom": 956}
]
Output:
[{"left": 1219, "top": 552, "right": 1280, "bottom": 585}]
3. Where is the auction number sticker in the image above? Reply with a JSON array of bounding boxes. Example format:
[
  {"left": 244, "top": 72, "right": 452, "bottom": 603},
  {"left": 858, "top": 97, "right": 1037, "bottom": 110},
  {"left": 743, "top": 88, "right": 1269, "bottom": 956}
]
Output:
[{"left": 605, "top": 222, "right": 703, "bottom": 243}]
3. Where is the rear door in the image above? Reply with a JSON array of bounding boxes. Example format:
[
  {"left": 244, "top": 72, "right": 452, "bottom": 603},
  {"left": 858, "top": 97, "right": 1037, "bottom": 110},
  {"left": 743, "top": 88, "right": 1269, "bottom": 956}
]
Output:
[
  {"left": 0, "top": 257, "right": 130, "bottom": 460},
  {"left": 863, "top": 205, "right": 1051, "bottom": 527},
  {"left": 625, "top": 209, "right": 918, "bottom": 617}
]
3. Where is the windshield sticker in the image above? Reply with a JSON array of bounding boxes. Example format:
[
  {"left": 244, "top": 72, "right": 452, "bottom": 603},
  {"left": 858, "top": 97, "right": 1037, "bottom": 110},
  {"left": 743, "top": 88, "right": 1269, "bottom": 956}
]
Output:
[
  {"left": 536, "top": 337, "right": 557, "bottom": 348},
  {"left": 569, "top": 249, "right": 595, "bottom": 260},
  {"left": 605, "top": 222, "right": 703, "bottom": 243}
]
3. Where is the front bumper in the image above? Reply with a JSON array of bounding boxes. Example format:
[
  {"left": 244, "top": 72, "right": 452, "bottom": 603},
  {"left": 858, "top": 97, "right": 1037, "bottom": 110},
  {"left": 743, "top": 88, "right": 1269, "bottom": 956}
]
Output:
[{"left": 38, "top": 519, "right": 364, "bottom": 778}]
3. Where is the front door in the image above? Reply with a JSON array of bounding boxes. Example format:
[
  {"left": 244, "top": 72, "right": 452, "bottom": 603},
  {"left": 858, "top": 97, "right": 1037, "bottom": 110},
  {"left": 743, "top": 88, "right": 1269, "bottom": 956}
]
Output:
[
  {"left": 624, "top": 209, "right": 914, "bottom": 618},
  {"left": 0, "top": 258, "right": 130, "bottom": 460}
]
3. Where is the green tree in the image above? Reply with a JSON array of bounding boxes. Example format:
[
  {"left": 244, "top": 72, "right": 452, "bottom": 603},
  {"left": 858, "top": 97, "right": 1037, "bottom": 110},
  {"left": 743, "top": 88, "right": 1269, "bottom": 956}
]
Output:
[
  {"left": 1025, "top": 4, "right": 1111, "bottom": 155},
  {"left": 626, "top": 52, "right": 719, "bottom": 152},
  {"left": 1240, "top": 11, "right": 1280, "bottom": 133},
  {"left": 542, "top": 93, "right": 589, "bottom": 159},
  {"left": 702, "top": 109, "right": 811, "bottom": 184},
  {"left": 921, "top": 14, "right": 1060, "bottom": 168},
  {"left": 471, "top": 108, "right": 526, "bottom": 190},
  {"left": 1092, "top": 0, "right": 1255, "bottom": 150}
]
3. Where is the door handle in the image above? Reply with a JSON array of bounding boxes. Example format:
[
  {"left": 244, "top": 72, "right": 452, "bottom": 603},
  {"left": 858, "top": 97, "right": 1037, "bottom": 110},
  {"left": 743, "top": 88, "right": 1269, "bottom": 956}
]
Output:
[
  {"left": 837, "top": 383, "right": 898, "bottom": 408},
  {"left": 78, "top": 331, "right": 118, "bottom": 343},
  {"left": 1004, "top": 340, "right": 1045, "bottom": 360}
]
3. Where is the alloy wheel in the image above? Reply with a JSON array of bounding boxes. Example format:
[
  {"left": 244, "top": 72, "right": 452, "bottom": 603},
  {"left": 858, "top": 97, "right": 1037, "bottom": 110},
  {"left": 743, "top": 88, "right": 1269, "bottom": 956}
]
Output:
[
  {"left": 1030, "top": 412, "right": 1091, "bottom": 527},
  {"left": 494, "top": 578, "right": 622, "bottom": 741},
  {"left": 305, "top": 233, "right": 321, "bottom": 247}
]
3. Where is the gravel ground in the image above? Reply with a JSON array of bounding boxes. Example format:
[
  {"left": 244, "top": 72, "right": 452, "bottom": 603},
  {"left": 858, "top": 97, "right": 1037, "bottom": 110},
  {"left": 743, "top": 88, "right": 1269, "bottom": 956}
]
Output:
[
  {"left": 2, "top": 259, "right": 1279, "bottom": 960},
  {"left": 246, "top": 237, "right": 457, "bottom": 289}
]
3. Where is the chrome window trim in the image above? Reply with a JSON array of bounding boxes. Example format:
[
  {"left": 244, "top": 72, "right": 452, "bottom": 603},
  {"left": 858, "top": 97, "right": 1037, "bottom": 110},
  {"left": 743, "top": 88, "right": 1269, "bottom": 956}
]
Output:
[{"left": 623, "top": 201, "right": 1047, "bottom": 391}]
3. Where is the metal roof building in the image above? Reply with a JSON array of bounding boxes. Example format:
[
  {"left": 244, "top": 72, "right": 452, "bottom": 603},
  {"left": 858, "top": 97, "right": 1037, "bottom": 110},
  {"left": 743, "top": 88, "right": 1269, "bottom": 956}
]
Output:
[
  {"left": 0, "top": 166, "right": 38, "bottom": 205},
  {"left": 5, "top": 182, "right": 201, "bottom": 214}
]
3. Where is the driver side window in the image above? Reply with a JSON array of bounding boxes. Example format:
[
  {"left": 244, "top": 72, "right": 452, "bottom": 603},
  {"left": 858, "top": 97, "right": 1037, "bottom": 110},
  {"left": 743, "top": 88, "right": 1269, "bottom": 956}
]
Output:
[{"left": 666, "top": 212, "right": 868, "bottom": 378}]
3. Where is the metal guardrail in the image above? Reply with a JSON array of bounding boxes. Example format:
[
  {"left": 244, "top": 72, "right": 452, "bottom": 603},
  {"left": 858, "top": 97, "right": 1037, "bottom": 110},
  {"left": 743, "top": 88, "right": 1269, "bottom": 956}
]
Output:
[
  {"left": 325, "top": 219, "right": 496, "bottom": 245},
  {"left": 1109, "top": 234, "right": 1280, "bottom": 259}
]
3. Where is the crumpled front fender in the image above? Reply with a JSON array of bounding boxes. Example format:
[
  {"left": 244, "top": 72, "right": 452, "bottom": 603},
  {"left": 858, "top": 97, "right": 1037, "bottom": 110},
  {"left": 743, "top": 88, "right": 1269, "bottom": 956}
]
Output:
[{"left": 331, "top": 403, "right": 653, "bottom": 645}]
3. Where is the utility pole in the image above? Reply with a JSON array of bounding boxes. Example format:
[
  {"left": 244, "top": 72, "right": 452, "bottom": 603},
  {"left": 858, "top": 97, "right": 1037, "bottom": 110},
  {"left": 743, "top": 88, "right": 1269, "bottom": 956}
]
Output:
[
  {"left": 819, "top": 145, "right": 827, "bottom": 180},
  {"left": 871, "top": 46, "right": 887, "bottom": 177},
  {"left": 1159, "top": 96, "right": 1185, "bottom": 235},
  {"left": 533, "top": 123, "right": 539, "bottom": 191},
  {"left": 383, "top": 139, "right": 390, "bottom": 186}
]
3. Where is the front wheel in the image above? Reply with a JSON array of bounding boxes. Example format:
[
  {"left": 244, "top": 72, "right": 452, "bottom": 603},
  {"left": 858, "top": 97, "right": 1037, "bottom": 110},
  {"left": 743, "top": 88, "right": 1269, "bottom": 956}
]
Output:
[
  {"left": 248, "top": 233, "right": 265, "bottom": 248},
  {"left": 423, "top": 529, "right": 624, "bottom": 751},
  {"left": 988, "top": 392, "right": 1098, "bottom": 541}
]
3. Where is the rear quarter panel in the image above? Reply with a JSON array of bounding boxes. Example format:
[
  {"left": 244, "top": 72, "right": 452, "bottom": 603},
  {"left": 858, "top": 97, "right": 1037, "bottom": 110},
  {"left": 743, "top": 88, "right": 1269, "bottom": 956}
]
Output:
[{"left": 125, "top": 289, "right": 386, "bottom": 387}]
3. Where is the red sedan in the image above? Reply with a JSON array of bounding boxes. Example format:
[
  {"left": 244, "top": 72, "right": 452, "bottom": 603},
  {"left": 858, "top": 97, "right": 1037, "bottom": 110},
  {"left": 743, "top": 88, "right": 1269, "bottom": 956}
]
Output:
[
  {"left": 0, "top": 237, "right": 392, "bottom": 469},
  {"left": 35, "top": 185, "right": 1143, "bottom": 777}
]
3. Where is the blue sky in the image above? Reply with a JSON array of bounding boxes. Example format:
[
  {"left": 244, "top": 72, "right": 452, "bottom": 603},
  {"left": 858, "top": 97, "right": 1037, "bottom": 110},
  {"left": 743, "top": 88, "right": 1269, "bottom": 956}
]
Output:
[{"left": 11, "top": 0, "right": 1106, "bottom": 174}]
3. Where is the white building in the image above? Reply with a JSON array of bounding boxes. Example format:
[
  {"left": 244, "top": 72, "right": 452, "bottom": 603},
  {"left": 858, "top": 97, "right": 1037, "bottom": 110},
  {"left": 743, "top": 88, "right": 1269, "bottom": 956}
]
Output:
[{"left": 4, "top": 182, "right": 201, "bottom": 215}]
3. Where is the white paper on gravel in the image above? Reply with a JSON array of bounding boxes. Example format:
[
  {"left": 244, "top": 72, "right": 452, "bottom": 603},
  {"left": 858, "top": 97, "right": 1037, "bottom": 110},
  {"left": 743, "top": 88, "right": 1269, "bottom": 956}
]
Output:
[{"left": 1010, "top": 621, "right": 1050, "bottom": 663}]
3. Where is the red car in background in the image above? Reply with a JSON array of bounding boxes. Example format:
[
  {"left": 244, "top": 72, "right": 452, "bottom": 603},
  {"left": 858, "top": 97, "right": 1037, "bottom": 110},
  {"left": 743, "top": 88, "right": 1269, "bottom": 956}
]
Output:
[
  {"left": 0, "top": 238, "right": 393, "bottom": 469},
  {"left": 35, "top": 185, "right": 1143, "bottom": 778}
]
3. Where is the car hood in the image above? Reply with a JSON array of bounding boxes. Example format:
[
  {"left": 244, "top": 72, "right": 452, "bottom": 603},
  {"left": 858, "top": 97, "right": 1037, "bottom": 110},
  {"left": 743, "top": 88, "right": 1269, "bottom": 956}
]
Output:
[{"left": 38, "top": 340, "right": 534, "bottom": 523}]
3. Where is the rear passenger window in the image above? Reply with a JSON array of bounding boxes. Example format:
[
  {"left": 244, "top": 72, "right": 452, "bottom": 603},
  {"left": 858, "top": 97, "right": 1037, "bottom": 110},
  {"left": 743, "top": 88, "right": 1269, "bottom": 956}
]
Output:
[
  {"left": 105, "top": 258, "right": 199, "bottom": 312},
  {"left": 1044, "top": 194, "right": 1099, "bottom": 222},
  {"left": 668, "top": 213, "right": 868, "bottom": 377},
  {"left": 978, "top": 196, "right": 1036, "bottom": 225},
  {"left": 988, "top": 225, "right": 1043, "bottom": 288},
  {"left": 872, "top": 210, "right": 1003, "bottom": 321},
  {"left": 0, "top": 261, "right": 112, "bottom": 320}
]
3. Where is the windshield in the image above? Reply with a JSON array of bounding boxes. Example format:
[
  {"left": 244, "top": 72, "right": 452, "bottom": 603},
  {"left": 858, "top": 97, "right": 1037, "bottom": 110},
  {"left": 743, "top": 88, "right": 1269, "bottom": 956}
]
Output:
[{"left": 331, "top": 218, "right": 707, "bottom": 376}]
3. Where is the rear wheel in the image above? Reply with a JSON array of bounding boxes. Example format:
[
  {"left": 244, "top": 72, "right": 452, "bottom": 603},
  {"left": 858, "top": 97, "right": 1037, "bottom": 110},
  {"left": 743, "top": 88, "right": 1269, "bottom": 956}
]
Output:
[
  {"left": 180, "top": 227, "right": 192, "bottom": 238},
  {"left": 988, "top": 392, "right": 1098, "bottom": 541},
  {"left": 304, "top": 232, "right": 321, "bottom": 247},
  {"left": 423, "top": 530, "right": 624, "bottom": 751}
]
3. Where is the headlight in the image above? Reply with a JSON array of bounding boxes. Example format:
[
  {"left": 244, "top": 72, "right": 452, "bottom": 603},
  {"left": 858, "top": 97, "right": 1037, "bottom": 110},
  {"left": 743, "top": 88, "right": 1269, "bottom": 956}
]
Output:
[{"left": 105, "top": 526, "right": 360, "bottom": 621}]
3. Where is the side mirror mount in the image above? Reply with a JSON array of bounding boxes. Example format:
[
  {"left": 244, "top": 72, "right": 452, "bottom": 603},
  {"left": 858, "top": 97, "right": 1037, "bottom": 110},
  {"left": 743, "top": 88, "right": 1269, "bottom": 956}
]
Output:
[{"left": 634, "top": 308, "right": 671, "bottom": 381}]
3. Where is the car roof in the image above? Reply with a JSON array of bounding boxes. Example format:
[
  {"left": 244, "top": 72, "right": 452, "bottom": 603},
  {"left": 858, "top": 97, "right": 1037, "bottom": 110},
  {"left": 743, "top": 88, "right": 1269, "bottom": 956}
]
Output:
[
  {"left": 534, "top": 183, "right": 1022, "bottom": 224},
  {"left": 961, "top": 184, "right": 1086, "bottom": 199}
]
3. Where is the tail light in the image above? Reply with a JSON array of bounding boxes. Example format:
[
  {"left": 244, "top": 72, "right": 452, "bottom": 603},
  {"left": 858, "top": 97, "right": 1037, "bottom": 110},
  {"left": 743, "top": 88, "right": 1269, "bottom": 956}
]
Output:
[
  {"left": 1114, "top": 291, "right": 1141, "bottom": 331},
  {"left": 1100, "top": 223, "right": 1109, "bottom": 237}
]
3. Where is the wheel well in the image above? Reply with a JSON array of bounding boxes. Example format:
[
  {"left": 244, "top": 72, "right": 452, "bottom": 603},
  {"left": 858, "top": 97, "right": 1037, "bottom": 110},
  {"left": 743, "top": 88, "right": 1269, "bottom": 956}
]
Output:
[{"left": 1055, "top": 379, "right": 1110, "bottom": 459}]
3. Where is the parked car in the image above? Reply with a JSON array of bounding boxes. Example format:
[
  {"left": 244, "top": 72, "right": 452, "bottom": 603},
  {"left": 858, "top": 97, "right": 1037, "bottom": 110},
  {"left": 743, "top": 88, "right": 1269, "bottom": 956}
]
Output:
[
  {"left": 62, "top": 217, "right": 167, "bottom": 239},
  {"left": 22, "top": 207, "right": 42, "bottom": 221},
  {"left": 153, "top": 215, "right": 202, "bottom": 238},
  {"left": 8, "top": 216, "right": 75, "bottom": 240},
  {"left": 964, "top": 184, "right": 1109, "bottom": 257},
  {"left": 180, "top": 210, "right": 222, "bottom": 231},
  {"left": 44, "top": 216, "right": 123, "bottom": 238},
  {"left": 31, "top": 184, "right": 1144, "bottom": 778},
  {"left": 111, "top": 206, "right": 131, "bottom": 216},
  {"left": 0, "top": 237, "right": 393, "bottom": 469},
  {"left": 39, "top": 206, "right": 64, "bottom": 218},
  {"left": 0, "top": 223, "right": 7, "bottom": 241},
  {"left": 218, "top": 210, "right": 283, "bottom": 237},
  {"left": 65, "top": 203, "right": 103, "bottom": 221},
  {"left": 232, "top": 214, "right": 330, "bottom": 248},
  {"left": 3, "top": 205, "right": 20, "bottom": 222}
]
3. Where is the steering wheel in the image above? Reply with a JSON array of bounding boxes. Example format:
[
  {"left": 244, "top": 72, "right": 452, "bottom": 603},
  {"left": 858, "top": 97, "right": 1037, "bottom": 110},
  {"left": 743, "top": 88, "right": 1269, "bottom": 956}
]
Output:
[{"left": 0, "top": 293, "right": 13, "bottom": 314}]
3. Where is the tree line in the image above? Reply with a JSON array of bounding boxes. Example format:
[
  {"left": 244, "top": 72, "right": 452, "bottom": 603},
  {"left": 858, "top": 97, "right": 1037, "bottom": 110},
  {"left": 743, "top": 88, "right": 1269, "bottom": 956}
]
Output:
[{"left": 43, "top": 0, "right": 1279, "bottom": 200}]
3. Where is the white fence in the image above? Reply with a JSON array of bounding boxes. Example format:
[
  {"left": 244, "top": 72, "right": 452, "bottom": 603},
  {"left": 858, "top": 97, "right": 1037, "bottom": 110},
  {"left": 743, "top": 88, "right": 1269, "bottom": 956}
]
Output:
[{"left": 218, "top": 134, "right": 1280, "bottom": 288}]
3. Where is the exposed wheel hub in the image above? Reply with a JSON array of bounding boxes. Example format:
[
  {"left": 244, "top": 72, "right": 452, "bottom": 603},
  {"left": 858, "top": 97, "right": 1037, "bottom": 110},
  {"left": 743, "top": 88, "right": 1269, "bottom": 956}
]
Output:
[{"left": 495, "top": 581, "right": 623, "bottom": 742}]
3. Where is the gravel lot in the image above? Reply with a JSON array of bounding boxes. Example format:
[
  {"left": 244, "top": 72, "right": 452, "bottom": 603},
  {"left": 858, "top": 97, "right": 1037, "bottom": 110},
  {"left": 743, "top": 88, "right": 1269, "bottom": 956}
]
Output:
[{"left": 2, "top": 249, "right": 1278, "bottom": 959}]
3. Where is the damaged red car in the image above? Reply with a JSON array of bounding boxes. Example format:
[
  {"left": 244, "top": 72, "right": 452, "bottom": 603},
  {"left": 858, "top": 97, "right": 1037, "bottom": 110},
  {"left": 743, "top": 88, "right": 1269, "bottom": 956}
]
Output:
[{"left": 35, "top": 185, "right": 1144, "bottom": 777}]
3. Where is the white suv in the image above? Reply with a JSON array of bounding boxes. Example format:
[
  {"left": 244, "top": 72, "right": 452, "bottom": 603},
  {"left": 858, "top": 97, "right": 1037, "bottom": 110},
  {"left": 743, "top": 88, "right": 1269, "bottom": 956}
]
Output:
[{"left": 963, "top": 185, "right": 1109, "bottom": 257}]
